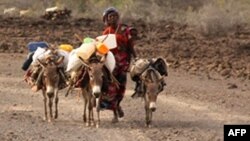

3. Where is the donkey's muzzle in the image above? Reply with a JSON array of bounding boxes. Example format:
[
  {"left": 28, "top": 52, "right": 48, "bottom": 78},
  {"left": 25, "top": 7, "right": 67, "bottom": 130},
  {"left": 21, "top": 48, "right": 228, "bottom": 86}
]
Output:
[
  {"left": 149, "top": 102, "right": 157, "bottom": 112},
  {"left": 93, "top": 92, "right": 101, "bottom": 98},
  {"left": 92, "top": 86, "right": 101, "bottom": 98},
  {"left": 46, "top": 86, "right": 55, "bottom": 96}
]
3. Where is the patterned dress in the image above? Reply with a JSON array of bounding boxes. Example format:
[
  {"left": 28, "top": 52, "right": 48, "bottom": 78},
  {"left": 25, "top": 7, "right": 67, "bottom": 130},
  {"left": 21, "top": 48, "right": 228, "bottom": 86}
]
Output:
[{"left": 101, "top": 24, "right": 133, "bottom": 110}]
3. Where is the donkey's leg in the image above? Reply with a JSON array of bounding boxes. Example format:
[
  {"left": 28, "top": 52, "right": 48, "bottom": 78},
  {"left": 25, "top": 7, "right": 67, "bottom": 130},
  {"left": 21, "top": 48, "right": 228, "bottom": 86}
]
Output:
[
  {"left": 89, "top": 97, "right": 95, "bottom": 126},
  {"left": 42, "top": 90, "right": 48, "bottom": 121},
  {"left": 85, "top": 89, "right": 94, "bottom": 127},
  {"left": 77, "top": 90, "right": 81, "bottom": 102},
  {"left": 54, "top": 89, "right": 59, "bottom": 119},
  {"left": 145, "top": 102, "right": 151, "bottom": 127},
  {"left": 48, "top": 93, "right": 54, "bottom": 122},
  {"left": 86, "top": 97, "right": 92, "bottom": 127},
  {"left": 81, "top": 89, "right": 87, "bottom": 124},
  {"left": 82, "top": 95, "right": 87, "bottom": 124},
  {"left": 145, "top": 107, "right": 150, "bottom": 127},
  {"left": 95, "top": 97, "right": 101, "bottom": 128},
  {"left": 148, "top": 109, "right": 153, "bottom": 128}
]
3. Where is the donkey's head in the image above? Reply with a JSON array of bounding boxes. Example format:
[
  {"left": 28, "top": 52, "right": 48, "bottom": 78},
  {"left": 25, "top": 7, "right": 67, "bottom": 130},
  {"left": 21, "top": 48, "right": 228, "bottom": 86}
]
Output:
[
  {"left": 38, "top": 55, "right": 64, "bottom": 95},
  {"left": 86, "top": 55, "right": 106, "bottom": 98},
  {"left": 142, "top": 68, "right": 163, "bottom": 112}
]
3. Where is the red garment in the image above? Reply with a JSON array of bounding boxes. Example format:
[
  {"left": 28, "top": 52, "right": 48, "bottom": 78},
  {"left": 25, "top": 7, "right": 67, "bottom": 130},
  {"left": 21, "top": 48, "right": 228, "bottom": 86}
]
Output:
[
  {"left": 100, "top": 72, "right": 127, "bottom": 110},
  {"left": 103, "top": 24, "right": 131, "bottom": 74},
  {"left": 100, "top": 82, "right": 118, "bottom": 110},
  {"left": 101, "top": 24, "right": 131, "bottom": 110}
]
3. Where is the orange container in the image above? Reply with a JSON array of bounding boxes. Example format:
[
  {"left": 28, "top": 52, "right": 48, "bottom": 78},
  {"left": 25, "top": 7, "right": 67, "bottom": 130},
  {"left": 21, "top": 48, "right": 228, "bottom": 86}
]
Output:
[{"left": 96, "top": 42, "right": 109, "bottom": 55}]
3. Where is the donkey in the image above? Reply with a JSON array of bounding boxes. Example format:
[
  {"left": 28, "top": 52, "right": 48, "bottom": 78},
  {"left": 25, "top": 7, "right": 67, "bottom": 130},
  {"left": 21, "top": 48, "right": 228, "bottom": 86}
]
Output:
[
  {"left": 140, "top": 67, "right": 165, "bottom": 127},
  {"left": 84, "top": 60, "right": 104, "bottom": 127},
  {"left": 79, "top": 55, "right": 119, "bottom": 128},
  {"left": 37, "top": 55, "right": 64, "bottom": 122}
]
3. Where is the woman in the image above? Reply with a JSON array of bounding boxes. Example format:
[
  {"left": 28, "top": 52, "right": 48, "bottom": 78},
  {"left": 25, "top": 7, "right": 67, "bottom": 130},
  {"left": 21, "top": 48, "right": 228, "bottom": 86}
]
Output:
[{"left": 102, "top": 7, "right": 137, "bottom": 117}]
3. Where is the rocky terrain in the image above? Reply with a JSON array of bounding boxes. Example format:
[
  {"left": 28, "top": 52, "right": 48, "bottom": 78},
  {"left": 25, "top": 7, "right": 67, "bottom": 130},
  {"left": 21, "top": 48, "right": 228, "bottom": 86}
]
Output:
[{"left": 0, "top": 16, "right": 250, "bottom": 141}]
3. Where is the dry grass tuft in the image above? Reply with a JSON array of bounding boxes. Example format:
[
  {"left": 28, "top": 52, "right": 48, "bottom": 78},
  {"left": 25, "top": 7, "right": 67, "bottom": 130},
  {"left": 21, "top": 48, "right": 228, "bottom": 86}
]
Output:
[{"left": 1, "top": 0, "right": 250, "bottom": 36}]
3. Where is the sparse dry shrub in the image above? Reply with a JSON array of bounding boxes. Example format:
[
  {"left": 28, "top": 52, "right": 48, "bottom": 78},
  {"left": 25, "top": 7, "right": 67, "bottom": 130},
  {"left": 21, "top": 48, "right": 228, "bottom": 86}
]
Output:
[
  {"left": 1, "top": 0, "right": 250, "bottom": 32},
  {"left": 186, "top": 0, "right": 250, "bottom": 36}
]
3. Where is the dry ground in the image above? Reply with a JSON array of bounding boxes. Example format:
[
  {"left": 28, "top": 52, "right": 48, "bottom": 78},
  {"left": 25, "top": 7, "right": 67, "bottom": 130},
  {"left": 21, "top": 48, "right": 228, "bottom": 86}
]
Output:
[{"left": 0, "top": 16, "right": 250, "bottom": 141}]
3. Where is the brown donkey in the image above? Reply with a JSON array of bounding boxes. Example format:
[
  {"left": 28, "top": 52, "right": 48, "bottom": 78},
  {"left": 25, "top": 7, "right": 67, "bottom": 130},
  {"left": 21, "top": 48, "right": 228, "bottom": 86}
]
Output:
[
  {"left": 79, "top": 56, "right": 118, "bottom": 128},
  {"left": 141, "top": 67, "right": 165, "bottom": 127},
  {"left": 82, "top": 60, "right": 104, "bottom": 127},
  {"left": 37, "top": 55, "right": 64, "bottom": 122}
]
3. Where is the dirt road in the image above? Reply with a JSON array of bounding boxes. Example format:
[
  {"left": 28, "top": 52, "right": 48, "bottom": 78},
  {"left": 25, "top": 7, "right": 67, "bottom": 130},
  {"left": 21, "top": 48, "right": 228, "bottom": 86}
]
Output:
[
  {"left": 0, "top": 53, "right": 249, "bottom": 141},
  {"left": 0, "top": 16, "right": 250, "bottom": 141}
]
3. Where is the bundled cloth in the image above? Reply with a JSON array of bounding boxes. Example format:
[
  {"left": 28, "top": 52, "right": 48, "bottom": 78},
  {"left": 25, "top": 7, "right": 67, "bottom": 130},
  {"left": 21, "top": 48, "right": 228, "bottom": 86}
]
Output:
[
  {"left": 23, "top": 43, "right": 74, "bottom": 92},
  {"left": 22, "top": 42, "right": 49, "bottom": 71},
  {"left": 130, "top": 57, "right": 168, "bottom": 81}
]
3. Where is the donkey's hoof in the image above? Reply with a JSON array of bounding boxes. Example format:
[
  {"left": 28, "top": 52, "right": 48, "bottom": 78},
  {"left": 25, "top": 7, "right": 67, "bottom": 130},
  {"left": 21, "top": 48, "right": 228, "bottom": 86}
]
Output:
[
  {"left": 85, "top": 122, "right": 90, "bottom": 127},
  {"left": 145, "top": 123, "right": 152, "bottom": 128},
  {"left": 48, "top": 117, "right": 55, "bottom": 122},
  {"left": 90, "top": 122, "right": 95, "bottom": 127},
  {"left": 43, "top": 117, "right": 47, "bottom": 121}
]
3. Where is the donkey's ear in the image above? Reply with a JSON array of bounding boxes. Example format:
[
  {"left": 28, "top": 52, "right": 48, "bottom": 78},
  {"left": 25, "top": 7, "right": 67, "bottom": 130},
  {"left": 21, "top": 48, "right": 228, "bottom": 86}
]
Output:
[
  {"left": 55, "top": 56, "right": 64, "bottom": 66},
  {"left": 51, "top": 49, "right": 56, "bottom": 54},
  {"left": 157, "top": 77, "right": 164, "bottom": 83},
  {"left": 141, "top": 75, "right": 151, "bottom": 83},
  {"left": 37, "top": 59, "right": 46, "bottom": 68},
  {"left": 143, "top": 79, "right": 152, "bottom": 87}
]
